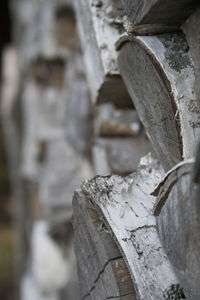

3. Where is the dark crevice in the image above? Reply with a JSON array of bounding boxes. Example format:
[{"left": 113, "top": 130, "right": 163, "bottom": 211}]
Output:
[
  {"left": 82, "top": 255, "right": 122, "bottom": 300},
  {"left": 0, "top": 0, "right": 11, "bottom": 79},
  {"left": 105, "top": 291, "right": 135, "bottom": 299}
]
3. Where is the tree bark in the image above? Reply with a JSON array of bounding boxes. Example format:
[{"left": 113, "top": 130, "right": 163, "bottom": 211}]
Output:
[
  {"left": 74, "top": 0, "right": 133, "bottom": 107},
  {"left": 81, "top": 154, "right": 184, "bottom": 299}
]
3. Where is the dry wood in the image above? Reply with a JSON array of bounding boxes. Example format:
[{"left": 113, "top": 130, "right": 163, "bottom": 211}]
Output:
[
  {"left": 182, "top": 9, "right": 200, "bottom": 109},
  {"left": 118, "top": 32, "right": 200, "bottom": 171},
  {"left": 73, "top": 191, "right": 136, "bottom": 299},
  {"left": 39, "top": 139, "right": 92, "bottom": 223},
  {"left": 93, "top": 104, "right": 152, "bottom": 176},
  {"left": 64, "top": 53, "right": 93, "bottom": 156},
  {"left": 81, "top": 154, "right": 185, "bottom": 299},
  {"left": 95, "top": 104, "right": 141, "bottom": 137},
  {"left": 74, "top": 0, "right": 133, "bottom": 107},
  {"left": 153, "top": 158, "right": 200, "bottom": 299},
  {"left": 20, "top": 0, "right": 76, "bottom": 65},
  {"left": 121, "top": 0, "right": 200, "bottom": 27},
  {"left": 93, "top": 137, "right": 152, "bottom": 176},
  {"left": 127, "top": 24, "right": 180, "bottom": 36},
  {"left": 152, "top": 159, "right": 194, "bottom": 216}
]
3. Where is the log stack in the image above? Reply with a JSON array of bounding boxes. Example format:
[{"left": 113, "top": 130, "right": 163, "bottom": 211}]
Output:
[
  {"left": 1, "top": 0, "right": 200, "bottom": 299},
  {"left": 72, "top": 0, "right": 200, "bottom": 299}
]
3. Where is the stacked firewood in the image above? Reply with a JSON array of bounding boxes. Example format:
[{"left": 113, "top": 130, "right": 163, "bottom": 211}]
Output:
[
  {"left": 1, "top": 0, "right": 200, "bottom": 299},
  {"left": 73, "top": 1, "right": 200, "bottom": 299}
]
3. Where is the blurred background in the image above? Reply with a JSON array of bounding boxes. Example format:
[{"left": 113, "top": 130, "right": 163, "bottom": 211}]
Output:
[
  {"left": 0, "top": 1, "right": 14, "bottom": 299},
  {"left": 0, "top": 1, "right": 85, "bottom": 299}
]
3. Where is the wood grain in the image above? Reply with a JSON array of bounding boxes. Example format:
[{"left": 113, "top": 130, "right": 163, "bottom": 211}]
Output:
[
  {"left": 122, "top": 0, "right": 200, "bottom": 27},
  {"left": 154, "top": 159, "right": 200, "bottom": 299},
  {"left": 118, "top": 33, "right": 200, "bottom": 171}
]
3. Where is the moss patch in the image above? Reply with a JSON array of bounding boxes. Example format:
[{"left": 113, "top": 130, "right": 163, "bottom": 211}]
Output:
[{"left": 159, "top": 33, "right": 192, "bottom": 73}]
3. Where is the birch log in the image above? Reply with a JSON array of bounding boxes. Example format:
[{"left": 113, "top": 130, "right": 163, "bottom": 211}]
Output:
[
  {"left": 74, "top": 0, "right": 133, "bottom": 107},
  {"left": 121, "top": 0, "right": 200, "bottom": 29},
  {"left": 153, "top": 158, "right": 200, "bottom": 299},
  {"left": 73, "top": 192, "right": 136, "bottom": 299},
  {"left": 118, "top": 32, "right": 200, "bottom": 171},
  {"left": 64, "top": 54, "right": 93, "bottom": 156},
  {"left": 39, "top": 139, "right": 93, "bottom": 224},
  {"left": 81, "top": 154, "right": 185, "bottom": 300},
  {"left": 182, "top": 9, "right": 200, "bottom": 108},
  {"left": 19, "top": 0, "right": 76, "bottom": 66}
]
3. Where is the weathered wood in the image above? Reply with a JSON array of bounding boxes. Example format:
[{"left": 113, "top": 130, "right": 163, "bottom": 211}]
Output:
[
  {"left": 19, "top": 0, "right": 76, "bottom": 66},
  {"left": 64, "top": 54, "right": 93, "bottom": 156},
  {"left": 126, "top": 23, "right": 180, "bottom": 36},
  {"left": 73, "top": 192, "right": 136, "bottom": 299},
  {"left": 21, "top": 79, "right": 66, "bottom": 180},
  {"left": 74, "top": 0, "right": 133, "bottom": 107},
  {"left": 39, "top": 139, "right": 93, "bottom": 223},
  {"left": 121, "top": 0, "right": 200, "bottom": 27},
  {"left": 92, "top": 143, "right": 111, "bottom": 176},
  {"left": 182, "top": 9, "right": 200, "bottom": 109},
  {"left": 30, "top": 58, "right": 66, "bottom": 88},
  {"left": 81, "top": 154, "right": 185, "bottom": 299},
  {"left": 93, "top": 104, "right": 152, "bottom": 175},
  {"left": 95, "top": 104, "right": 141, "bottom": 137},
  {"left": 152, "top": 159, "right": 194, "bottom": 216},
  {"left": 153, "top": 158, "right": 200, "bottom": 299},
  {"left": 118, "top": 32, "right": 200, "bottom": 171},
  {"left": 93, "top": 137, "right": 152, "bottom": 176}
]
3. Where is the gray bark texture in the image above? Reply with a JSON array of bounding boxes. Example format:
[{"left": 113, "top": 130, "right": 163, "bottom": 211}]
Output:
[{"left": 74, "top": 0, "right": 133, "bottom": 107}]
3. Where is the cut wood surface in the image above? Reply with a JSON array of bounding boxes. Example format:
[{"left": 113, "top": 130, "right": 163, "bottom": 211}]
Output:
[
  {"left": 121, "top": 0, "right": 200, "bottom": 27},
  {"left": 153, "top": 158, "right": 200, "bottom": 299},
  {"left": 118, "top": 32, "right": 200, "bottom": 171},
  {"left": 81, "top": 154, "right": 185, "bottom": 299},
  {"left": 73, "top": 191, "right": 136, "bottom": 299},
  {"left": 74, "top": 0, "right": 133, "bottom": 107}
]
